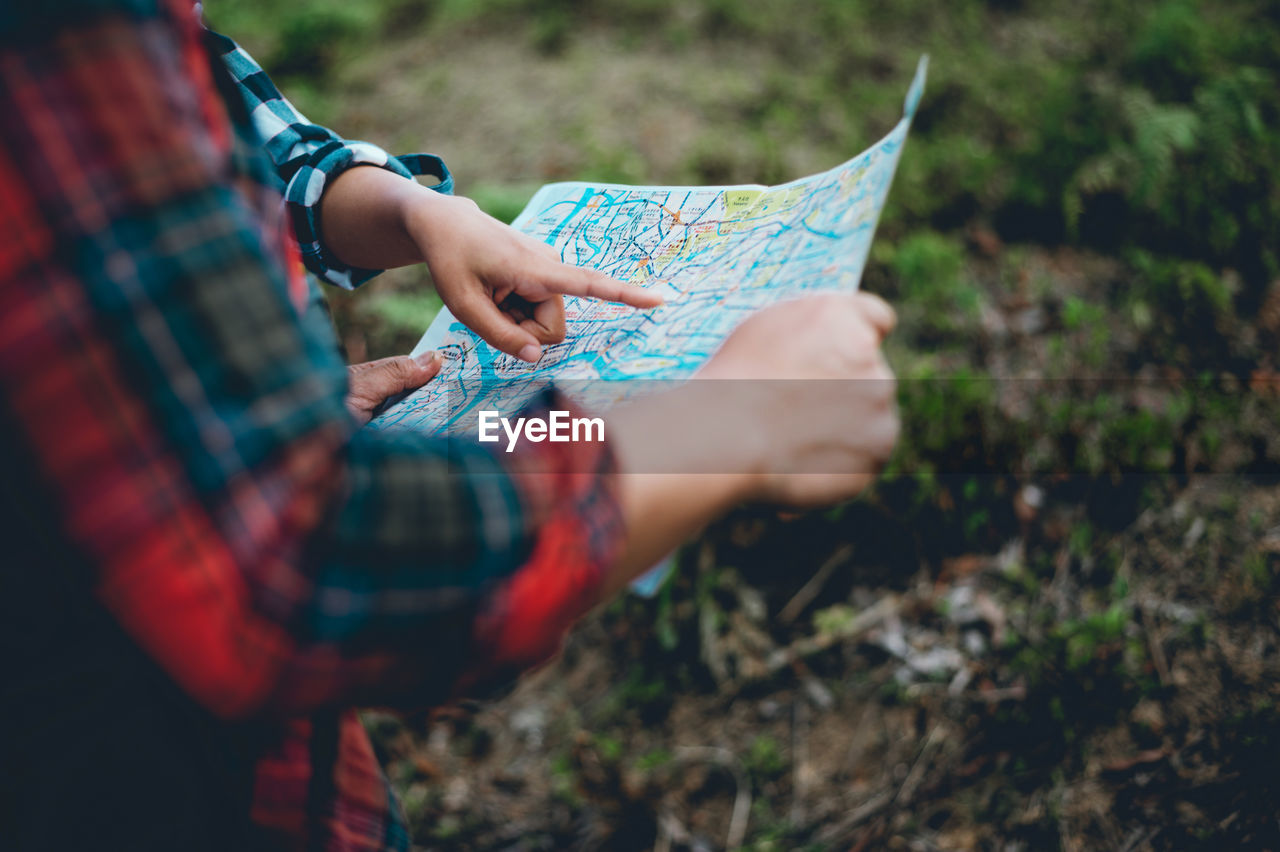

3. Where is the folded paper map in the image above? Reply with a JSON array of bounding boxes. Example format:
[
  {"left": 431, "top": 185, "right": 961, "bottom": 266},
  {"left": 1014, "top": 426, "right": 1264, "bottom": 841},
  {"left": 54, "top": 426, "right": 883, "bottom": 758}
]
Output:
[{"left": 370, "top": 56, "right": 927, "bottom": 434}]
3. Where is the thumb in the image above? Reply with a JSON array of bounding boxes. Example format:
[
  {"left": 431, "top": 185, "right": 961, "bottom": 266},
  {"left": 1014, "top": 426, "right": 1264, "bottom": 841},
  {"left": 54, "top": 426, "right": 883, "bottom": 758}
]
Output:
[
  {"left": 854, "top": 292, "right": 896, "bottom": 341},
  {"left": 346, "top": 352, "right": 441, "bottom": 423}
]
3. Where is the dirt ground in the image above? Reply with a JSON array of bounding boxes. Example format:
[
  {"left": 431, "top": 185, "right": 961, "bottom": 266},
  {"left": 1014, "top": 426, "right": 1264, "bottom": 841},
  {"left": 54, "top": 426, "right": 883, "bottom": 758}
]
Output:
[{"left": 357, "top": 465, "right": 1279, "bottom": 851}]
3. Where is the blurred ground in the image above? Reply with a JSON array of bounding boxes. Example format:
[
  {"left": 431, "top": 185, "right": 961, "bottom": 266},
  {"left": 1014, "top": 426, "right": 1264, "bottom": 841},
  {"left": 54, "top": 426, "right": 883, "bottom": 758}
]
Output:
[
  {"left": 208, "top": 0, "right": 1280, "bottom": 848},
  {"left": 368, "top": 474, "right": 1280, "bottom": 850}
]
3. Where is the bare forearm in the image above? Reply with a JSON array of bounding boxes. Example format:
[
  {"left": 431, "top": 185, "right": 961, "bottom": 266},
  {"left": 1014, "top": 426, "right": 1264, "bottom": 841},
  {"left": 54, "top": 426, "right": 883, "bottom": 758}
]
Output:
[
  {"left": 602, "top": 473, "right": 746, "bottom": 597},
  {"left": 600, "top": 385, "right": 762, "bottom": 598},
  {"left": 319, "top": 164, "right": 438, "bottom": 269}
]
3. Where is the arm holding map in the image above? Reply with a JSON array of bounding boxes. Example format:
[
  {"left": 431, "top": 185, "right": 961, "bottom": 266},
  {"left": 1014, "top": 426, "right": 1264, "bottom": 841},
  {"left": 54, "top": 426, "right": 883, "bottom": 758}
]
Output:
[
  {"left": 332, "top": 56, "right": 927, "bottom": 595},
  {"left": 316, "top": 51, "right": 925, "bottom": 600},
  {"left": 318, "top": 148, "right": 901, "bottom": 599}
]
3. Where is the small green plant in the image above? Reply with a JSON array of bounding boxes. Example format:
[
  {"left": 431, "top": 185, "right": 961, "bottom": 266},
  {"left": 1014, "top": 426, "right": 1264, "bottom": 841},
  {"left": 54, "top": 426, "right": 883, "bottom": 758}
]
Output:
[
  {"left": 593, "top": 733, "right": 624, "bottom": 763},
  {"left": 889, "top": 231, "right": 979, "bottom": 339},
  {"left": 549, "top": 751, "right": 583, "bottom": 807},
  {"left": 634, "top": 748, "right": 673, "bottom": 771},
  {"left": 1057, "top": 603, "right": 1129, "bottom": 672},
  {"left": 744, "top": 735, "right": 786, "bottom": 784}
]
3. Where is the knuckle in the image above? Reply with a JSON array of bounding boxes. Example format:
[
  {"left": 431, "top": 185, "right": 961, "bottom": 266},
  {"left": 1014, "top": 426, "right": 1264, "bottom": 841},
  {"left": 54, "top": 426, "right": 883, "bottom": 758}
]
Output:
[
  {"left": 387, "top": 356, "right": 415, "bottom": 379},
  {"left": 532, "top": 325, "right": 564, "bottom": 344}
]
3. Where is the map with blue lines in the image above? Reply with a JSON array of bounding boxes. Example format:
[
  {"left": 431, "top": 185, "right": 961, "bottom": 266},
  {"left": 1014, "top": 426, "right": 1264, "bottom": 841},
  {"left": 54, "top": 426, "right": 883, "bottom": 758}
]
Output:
[{"left": 370, "top": 57, "right": 927, "bottom": 434}]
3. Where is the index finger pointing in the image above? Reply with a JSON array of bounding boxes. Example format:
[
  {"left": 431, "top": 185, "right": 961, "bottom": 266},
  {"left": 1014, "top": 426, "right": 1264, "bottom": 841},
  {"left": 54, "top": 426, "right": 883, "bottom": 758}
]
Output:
[{"left": 550, "top": 267, "right": 664, "bottom": 308}]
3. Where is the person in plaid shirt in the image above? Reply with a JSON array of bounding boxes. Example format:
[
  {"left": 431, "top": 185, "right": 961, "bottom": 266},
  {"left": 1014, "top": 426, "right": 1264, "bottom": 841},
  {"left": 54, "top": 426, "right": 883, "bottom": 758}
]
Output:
[{"left": 0, "top": 0, "right": 901, "bottom": 849}]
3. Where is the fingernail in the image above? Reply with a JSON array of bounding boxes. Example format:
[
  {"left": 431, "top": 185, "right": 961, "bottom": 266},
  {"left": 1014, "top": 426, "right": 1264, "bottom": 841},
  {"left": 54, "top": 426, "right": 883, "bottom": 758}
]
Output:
[
  {"left": 414, "top": 350, "right": 439, "bottom": 369},
  {"left": 517, "top": 343, "right": 541, "bottom": 363}
]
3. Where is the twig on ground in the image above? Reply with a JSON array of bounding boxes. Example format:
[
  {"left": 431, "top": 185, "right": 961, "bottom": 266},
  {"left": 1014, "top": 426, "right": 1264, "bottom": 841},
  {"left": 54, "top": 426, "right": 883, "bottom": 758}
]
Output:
[
  {"left": 1118, "top": 825, "right": 1160, "bottom": 852},
  {"left": 973, "top": 684, "right": 1027, "bottom": 703},
  {"left": 848, "top": 819, "right": 888, "bottom": 852},
  {"left": 764, "top": 594, "right": 902, "bottom": 677},
  {"left": 654, "top": 810, "right": 692, "bottom": 852},
  {"left": 1139, "top": 607, "right": 1172, "bottom": 687},
  {"left": 819, "top": 723, "right": 950, "bottom": 846},
  {"left": 790, "top": 697, "right": 811, "bottom": 827},
  {"left": 816, "top": 791, "right": 894, "bottom": 845},
  {"left": 672, "top": 746, "right": 752, "bottom": 850},
  {"left": 778, "top": 544, "right": 854, "bottom": 624},
  {"left": 843, "top": 700, "right": 880, "bottom": 771},
  {"left": 894, "top": 725, "right": 946, "bottom": 807}
]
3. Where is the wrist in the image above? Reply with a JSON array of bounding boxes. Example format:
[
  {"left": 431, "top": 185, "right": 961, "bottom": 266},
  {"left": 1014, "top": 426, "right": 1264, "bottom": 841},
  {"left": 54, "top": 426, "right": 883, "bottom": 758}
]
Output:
[
  {"left": 608, "top": 383, "right": 765, "bottom": 503},
  {"left": 602, "top": 386, "right": 765, "bottom": 592},
  {"left": 319, "top": 164, "right": 437, "bottom": 270},
  {"left": 400, "top": 190, "right": 472, "bottom": 259}
]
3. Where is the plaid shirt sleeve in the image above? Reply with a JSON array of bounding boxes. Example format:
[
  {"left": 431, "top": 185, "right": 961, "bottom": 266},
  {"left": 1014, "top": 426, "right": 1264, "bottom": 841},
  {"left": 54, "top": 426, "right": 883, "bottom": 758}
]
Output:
[
  {"left": 205, "top": 27, "right": 454, "bottom": 290},
  {"left": 0, "top": 0, "right": 623, "bottom": 728}
]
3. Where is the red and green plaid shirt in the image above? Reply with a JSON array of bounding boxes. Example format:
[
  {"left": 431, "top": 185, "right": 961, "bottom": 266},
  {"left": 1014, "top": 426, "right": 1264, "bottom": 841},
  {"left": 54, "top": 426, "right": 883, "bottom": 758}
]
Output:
[{"left": 0, "top": 1, "right": 622, "bottom": 849}]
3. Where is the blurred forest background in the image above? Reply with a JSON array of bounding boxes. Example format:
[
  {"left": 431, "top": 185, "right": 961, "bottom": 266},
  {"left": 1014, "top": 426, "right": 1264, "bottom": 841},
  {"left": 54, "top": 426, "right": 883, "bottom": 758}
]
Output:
[{"left": 210, "top": 0, "right": 1280, "bottom": 848}]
